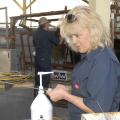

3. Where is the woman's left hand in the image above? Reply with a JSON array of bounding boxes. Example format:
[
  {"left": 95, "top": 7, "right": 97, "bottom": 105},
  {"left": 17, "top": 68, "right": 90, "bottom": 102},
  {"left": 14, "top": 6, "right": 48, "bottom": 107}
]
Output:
[{"left": 47, "top": 84, "right": 69, "bottom": 102}]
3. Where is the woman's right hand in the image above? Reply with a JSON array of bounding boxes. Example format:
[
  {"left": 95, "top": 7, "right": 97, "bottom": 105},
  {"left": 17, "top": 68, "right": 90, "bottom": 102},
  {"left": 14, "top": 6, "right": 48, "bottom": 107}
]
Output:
[{"left": 46, "top": 84, "right": 69, "bottom": 102}]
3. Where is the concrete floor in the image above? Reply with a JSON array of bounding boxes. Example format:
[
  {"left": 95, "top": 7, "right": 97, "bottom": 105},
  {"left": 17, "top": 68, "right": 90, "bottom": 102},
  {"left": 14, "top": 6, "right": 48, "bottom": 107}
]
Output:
[
  {"left": 0, "top": 88, "right": 33, "bottom": 120},
  {"left": 0, "top": 87, "right": 69, "bottom": 120}
]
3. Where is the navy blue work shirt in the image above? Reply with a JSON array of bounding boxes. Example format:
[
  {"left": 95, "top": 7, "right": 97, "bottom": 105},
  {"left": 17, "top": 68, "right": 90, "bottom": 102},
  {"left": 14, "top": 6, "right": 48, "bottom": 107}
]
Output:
[
  {"left": 33, "top": 27, "right": 59, "bottom": 88},
  {"left": 33, "top": 27, "right": 59, "bottom": 61},
  {"left": 68, "top": 47, "right": 120, "bottom": 120}
]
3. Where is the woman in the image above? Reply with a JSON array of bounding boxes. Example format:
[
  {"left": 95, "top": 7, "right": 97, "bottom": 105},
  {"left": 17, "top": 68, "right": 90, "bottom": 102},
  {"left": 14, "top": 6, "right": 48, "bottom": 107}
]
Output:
[{"left": 47, "top": 6, "right": 120, "bottom": 120}]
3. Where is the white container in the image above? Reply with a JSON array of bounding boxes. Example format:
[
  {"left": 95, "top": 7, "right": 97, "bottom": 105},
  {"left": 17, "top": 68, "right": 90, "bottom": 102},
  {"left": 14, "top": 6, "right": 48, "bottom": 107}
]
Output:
[{"left": 31, "top": 72, "right": 53, "bottom": 120}]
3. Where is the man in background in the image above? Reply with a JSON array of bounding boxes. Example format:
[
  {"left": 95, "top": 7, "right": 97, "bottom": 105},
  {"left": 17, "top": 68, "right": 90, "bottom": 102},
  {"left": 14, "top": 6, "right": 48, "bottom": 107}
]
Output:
[{"left": 33, "top": 17, "right": 59, "bottom": 96}]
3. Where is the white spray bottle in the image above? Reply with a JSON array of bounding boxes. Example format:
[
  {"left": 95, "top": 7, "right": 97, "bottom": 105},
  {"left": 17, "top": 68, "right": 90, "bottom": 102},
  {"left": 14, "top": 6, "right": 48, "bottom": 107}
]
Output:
[{"left": 30, "top": 72, "right": 53, "bottom": 120}]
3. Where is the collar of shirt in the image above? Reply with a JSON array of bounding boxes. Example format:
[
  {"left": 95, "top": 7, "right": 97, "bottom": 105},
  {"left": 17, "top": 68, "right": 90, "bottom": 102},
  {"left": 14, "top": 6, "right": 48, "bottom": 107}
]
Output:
[
  {"left": 80, "top": 47, "right": 104, "bottom": 62},
  {"left": 86, "top": 47, "right": 120, "bottom": 64},
  {"left": 86, "top": 47, "right": 104, "bottom": 61}
]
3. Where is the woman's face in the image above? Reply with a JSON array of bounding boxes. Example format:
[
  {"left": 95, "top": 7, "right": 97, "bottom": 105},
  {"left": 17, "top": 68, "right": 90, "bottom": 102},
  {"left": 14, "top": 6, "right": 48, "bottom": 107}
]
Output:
[{"left": 67, "top": 23, "right": 92, "bottom": 53}]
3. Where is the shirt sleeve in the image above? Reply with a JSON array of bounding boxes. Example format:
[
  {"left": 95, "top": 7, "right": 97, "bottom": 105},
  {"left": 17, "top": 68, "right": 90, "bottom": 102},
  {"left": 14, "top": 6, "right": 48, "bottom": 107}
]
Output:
[{"left": 83, "top": 56, "right": 117, "bottom": 112}]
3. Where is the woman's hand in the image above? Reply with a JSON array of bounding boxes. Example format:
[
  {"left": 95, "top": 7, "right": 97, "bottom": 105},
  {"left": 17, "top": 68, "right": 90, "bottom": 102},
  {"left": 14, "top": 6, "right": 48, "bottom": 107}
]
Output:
[{"left": 47, "top": 84, "right": 69, "bottom": 102}]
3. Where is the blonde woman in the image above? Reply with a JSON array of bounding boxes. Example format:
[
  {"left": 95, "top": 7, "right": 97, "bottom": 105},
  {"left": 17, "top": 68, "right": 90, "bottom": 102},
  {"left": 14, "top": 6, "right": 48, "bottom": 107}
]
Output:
[{"left": 47, "top": 6, "right": 120, "bottom": 120}]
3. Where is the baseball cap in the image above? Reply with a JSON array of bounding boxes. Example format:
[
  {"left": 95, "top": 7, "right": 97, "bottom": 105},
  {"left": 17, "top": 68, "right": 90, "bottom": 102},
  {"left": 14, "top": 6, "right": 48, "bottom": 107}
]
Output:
[{"left": 38, "top": 17, "right": 50, "bottom": 25}]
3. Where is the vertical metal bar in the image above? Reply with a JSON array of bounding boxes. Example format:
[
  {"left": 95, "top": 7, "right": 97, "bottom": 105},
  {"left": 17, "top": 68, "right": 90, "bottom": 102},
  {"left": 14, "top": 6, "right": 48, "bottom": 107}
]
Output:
[
  {"left": 30, "top": 0, "right": 32, "bottom": 27},
  {"left": 5, "top": 7, "right": 9, "bottom": 48},
  {"left": 23, "top": 0, "right": 26, "bottom": 25},
  {"left": 20, "top": 33, "right": 26, "bottom": 73},
  {"left": 0, "top": 7, "right": 9, "bottom": 48},
  {"left": 23, "top": 0, "right": 26, "bottom": 15},
  {"left": 27, "top": 34, "right": 33, "bottom": 71},
  {"left": 27, "top": 0, "right": 36, "bottom": 9},
  {"left": 5, "top": 7, "right": 9, "bottom": 37}
]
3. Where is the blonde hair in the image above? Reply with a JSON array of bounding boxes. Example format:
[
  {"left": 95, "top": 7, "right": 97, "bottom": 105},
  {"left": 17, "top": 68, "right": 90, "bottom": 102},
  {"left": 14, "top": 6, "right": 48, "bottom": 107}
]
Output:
[{"left": 59, "top": 6, "right": 113, "bottom": 52}]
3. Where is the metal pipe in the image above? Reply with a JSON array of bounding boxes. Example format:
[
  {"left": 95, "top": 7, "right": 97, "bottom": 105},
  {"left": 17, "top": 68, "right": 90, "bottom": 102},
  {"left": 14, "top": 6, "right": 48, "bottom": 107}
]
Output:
[
  {"left": 27, "top": 0, "right": 36, "bottom": 9},
  {"left": 0, "top": 7, "right": 9, "bottom": 48},
  {"left": 5, "top": 7, "right": 9, "bottom": 37},
  {"left": 0, "top": 7, "right": 7, "bottom": 10},
  {"left": 30, "top": 0, "right": 32, "bottom": 27},
  {"left": 10, "top": 10, "right": 69, "bottom": 20},
  {"left": 13, "top": 0, "right": 22, "bottom": 10}
]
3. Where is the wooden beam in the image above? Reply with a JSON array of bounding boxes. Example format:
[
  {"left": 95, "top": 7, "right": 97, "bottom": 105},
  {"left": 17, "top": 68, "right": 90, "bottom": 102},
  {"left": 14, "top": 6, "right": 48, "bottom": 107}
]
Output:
[
  {"left": 26, "top": 18, "right": 59, "bottom": 22},
  {"left": 10, "top": 9, "right": 69, "bottom": 20}
]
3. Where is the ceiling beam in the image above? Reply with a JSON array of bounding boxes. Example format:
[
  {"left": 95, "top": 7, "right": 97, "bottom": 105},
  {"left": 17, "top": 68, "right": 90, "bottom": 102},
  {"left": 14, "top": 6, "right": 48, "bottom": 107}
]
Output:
[{"left": 10, "top": 9, "right": 69, "bottom": 20}]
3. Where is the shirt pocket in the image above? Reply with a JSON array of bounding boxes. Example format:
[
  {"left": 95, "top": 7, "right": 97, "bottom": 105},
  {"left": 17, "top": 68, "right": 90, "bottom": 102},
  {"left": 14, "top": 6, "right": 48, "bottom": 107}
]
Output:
[{"left": 72, "top": 75, "right": 89, "bottom": 98}]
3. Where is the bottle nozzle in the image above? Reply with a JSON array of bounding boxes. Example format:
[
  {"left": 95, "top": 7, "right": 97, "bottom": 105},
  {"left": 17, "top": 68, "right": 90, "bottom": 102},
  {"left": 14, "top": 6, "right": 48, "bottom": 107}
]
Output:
[{"left": 38, "top": 72, "right": 53, "bottom": 90}]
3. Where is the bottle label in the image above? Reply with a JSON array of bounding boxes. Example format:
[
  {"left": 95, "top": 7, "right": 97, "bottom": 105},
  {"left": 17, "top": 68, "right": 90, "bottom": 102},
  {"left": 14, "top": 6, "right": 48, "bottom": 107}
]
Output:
[{"left": 31, "top": 111, "right": 52, "bottom": 120}]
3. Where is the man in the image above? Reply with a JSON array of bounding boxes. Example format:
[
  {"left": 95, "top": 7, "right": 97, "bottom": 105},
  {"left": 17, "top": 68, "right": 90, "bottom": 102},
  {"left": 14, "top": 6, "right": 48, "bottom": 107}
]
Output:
[{"left": 33, "top": 17, "right": 59, "bottom": 96}]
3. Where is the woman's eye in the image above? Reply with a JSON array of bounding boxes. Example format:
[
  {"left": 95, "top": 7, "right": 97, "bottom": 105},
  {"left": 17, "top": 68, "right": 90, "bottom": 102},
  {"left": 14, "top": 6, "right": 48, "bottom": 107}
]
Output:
[
  {"left": 68, "top": 35, "right": 73, "bottom": 38},
  {"left": 74, "top": 34, "right": 81, "bottom": 38},
  {"left": 68, "top": 34, "right": 81, "bottom": 39},
  {"left": 75, "top": 34, "right": 79, "bottom": 37}
]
